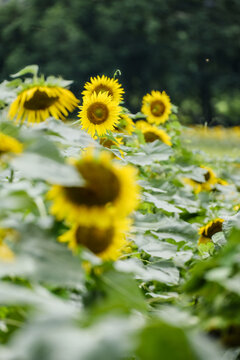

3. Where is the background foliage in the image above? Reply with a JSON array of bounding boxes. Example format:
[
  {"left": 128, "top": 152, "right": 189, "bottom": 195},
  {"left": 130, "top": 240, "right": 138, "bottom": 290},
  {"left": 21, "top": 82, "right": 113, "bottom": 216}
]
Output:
[{"left": 0, "top": 0, "right": 240, "bottom": 125}]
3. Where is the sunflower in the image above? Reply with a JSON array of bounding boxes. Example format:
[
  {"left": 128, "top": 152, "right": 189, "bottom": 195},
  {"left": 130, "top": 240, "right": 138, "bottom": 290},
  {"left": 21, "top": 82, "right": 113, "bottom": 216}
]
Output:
[
  {"left": 99, "top": 135, "right": 124, "bottom": 158},
  {"left": 48, "top": 149, "right": 139, "bottom": 224},
  {"left": 0, "top": 132, "right": 23, "bottom": 158},
  {"left": 59, "top": 218, "right": 130, "bottom": 261},
  {"left": 198, "top": 218, "right": 224, "bottom": 245},
  {"left": 78, "top": 92, "right": 121, "bottom": 137},
  {"left": 0, "top": 228, "right": 14, "bottom": 262},
  {"left": 136, "top": 121, "right": 172, "bottom": 146},
  {"left": 99, "top": 135, "right": 123, "bottom": 149},
  {"left": 82, "top": 75, "right": 124, "bottom": 103},
  {"left": 184, "top": 166, "right": 218, "bottom": 194},
  {"left": 114, "top": 114, "right": 135, "bottom": 134},
  {"left": 141, "top": 90, "right": 172, "bottom": 125},
  {"left": 8, "top": 85, "right": 79, "bottom": 124}
]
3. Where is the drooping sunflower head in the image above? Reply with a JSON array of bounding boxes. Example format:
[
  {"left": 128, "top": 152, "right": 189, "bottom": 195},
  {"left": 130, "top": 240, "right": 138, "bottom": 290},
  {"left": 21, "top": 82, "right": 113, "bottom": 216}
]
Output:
[
  {"left": 82, "top": 75, "right": 124, "bottom": 103},
  {"left": 114, "top": 114, "right": 135, "bottom": 134},
  {"left": 184, "top": 166, "right": 218, "bottom": 194},
  {"left": 141, "top": 90, "right": 172, "bottom": 125},
  {"left": 0, "top": 132, "right": 23, "bottom": 159},
  {"left": 59, "top": 218, "right": 130, "bottom": 261},
  {"left": 78, "top": 92, "right": 121, "bottom": 137},
  {"left": 8, "top": 85, "right": 79, "bottom": 125},
  {"left": 136, "top": 121, "right": 172, "bottom": 146},
  {"left": 48, "top": 148, "right": 140, "bottom": 223},
  {"left": 198, "top": 218, "right": 224, "bottom": 245}
]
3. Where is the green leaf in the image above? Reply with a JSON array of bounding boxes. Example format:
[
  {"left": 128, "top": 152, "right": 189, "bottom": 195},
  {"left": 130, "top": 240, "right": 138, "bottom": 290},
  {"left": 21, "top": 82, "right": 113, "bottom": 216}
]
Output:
[{"left": 12, "top": 153, "right": 84, "bottom": 186}]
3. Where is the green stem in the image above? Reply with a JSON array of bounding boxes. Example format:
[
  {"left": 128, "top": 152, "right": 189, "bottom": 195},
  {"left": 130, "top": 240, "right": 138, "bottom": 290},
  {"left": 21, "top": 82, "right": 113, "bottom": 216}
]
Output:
[{"left": 9, "top": 169, "right": 14, "bottom": 183}]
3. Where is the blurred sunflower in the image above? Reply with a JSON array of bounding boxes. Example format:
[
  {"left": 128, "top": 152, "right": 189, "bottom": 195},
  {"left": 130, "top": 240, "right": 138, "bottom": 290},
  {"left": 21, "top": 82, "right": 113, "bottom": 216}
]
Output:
[
  {"left": 99, "top": 135, "right": 123, "bottom": 149},
  {"left": 136, "top": 121, "right": 172, "bottom": 146},
  {"left": 198, "top": 218, "right": 224, "bottom": 245},
  {"left": 48, "top": 149, "right": 139, "bottom": 224},
  {"left": 59, "top": 218, "right": 130, "bottom": 261},
  {"left": 0, "top": 228, "right": 14, "bottom": 261},
  {"left": 8, "top": 85, "right": 79, "bottom": 124},
  {"left": 99, "top": 135, "right": 124, "bottom": 158},
  {"left": 0, "top": 132, "right": 23, "bottom": 158},
  {"left": 82, "top": 75, "right": 124, "bottom": 103},
  {"left": 141, "top": 90, "right": 171, "bottom": 125},
  {"left": 184, "top": 166, "right": 218, "bottom": 194},
  {"left": 234, "top": 204, "right": 240, "bottom": 212},
  {"left": 114, "top": 114, "right": 135, "bottom": 134},
  {"left": 78, "top": 92, "right": 121, "bottom": 137}
]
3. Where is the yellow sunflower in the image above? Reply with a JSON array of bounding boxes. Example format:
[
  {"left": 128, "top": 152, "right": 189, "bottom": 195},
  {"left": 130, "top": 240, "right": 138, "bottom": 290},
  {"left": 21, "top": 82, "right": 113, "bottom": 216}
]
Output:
[
  {"left": 136, "top": 121, "right": 172, "bottom": 146},
  {"left": 0, "top": 132, "right": 23, "bottom": 158},
  {"left": 78, "top": 92, "right": 121, "bottom": 137},
  {"left": 47, "top": 149, "right": 139, "bottom": 224},
  {"left": 198, "top": 218, "right": 224, "bottom": 245},
  {"left": 141, "top": 90, "right": 172, "bottom": 125},
  {"left": 184, "top": 166, "right": 218, "bottom": 194},
  {"left": 82, "top": 75, "right": 124, "bottom": 103},
  {"left": 114, "top": 114, "right": 135, "bottom": 134},
  {"left": 0, "top": 228, "right": 14, "bottom": 262},
  {"left": 59, "top": 218, "right": 130, "bottom": 261},
  {"left": 8, "top": 85, "right": 79, "bottom": 124}
]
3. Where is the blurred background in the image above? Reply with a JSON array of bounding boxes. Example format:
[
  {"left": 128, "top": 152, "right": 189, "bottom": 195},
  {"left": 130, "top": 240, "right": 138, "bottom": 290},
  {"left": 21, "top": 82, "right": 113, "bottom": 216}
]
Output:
[{"left": 0, "top": 0, "right": 239, "bottom": 126}]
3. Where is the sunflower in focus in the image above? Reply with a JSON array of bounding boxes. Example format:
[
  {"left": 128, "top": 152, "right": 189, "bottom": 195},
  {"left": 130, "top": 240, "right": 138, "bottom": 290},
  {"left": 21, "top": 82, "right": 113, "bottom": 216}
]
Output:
[
  {"left": 198, "top": 218, "right": 224, "bottom": 245},
  {"left": 9, "top": 85, "right": 79, "bottom": 125},
  {"left": 0, "top": 132, "right": 23, "bottom": 160},
  {"left": 59, "top": 218, "right": 130, "bottom": 261},
  {"left": 141, "top": 90, "right": 171, "bottom": 125},
  {"left": 48, "top": 149, "right": 139, "bottom": 224},
  {"left": 184, "top": 166, "right": 218, "bottom": 194},
  {"left": 114, "top": 114, "right": 135, "bottom": 134},
  {"left": 78, "top": 92, "right": 121, "bottom": 137},
  {"left": 0, "top": 228, "right": 14, "bottom": 261},
  {"left": 136, "top": 121, "right": 172, "bottom": 146},
  {"left": 82, "top": 75, "right": 124, "bottom": 103}
]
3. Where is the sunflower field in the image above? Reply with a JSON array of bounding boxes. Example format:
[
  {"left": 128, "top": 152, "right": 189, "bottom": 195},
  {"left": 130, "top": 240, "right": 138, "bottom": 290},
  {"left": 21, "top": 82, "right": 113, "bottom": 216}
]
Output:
[{"left": 0, "top": 65, "right": 240, "bottom": 360}]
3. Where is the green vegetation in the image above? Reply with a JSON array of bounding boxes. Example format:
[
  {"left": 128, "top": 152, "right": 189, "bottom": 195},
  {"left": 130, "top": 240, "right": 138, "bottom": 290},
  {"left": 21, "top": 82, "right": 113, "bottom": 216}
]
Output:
[{"left": 0, "top": 0, "right": 240, "bottom": 125}]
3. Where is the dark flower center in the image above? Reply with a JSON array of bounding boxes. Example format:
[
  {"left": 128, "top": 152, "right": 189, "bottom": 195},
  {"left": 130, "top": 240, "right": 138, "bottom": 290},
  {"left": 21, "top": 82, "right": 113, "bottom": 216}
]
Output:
[
  {"left": 100, "top": 138, "right": 116, "bottom": 148},
  {"left": 143, "top": 131, "right": 161, "bottom": 143},
  {"left": 94, "top": 85, "right": 113, "bottom": 97},
  {"left": 203, "top": 220, "right": 223, "bottom": 237},
  {"left": 150, "top": 100, "right": 165, "bottom": 117},
  {"left": 75, "top": 225, "right": 114, "bottom": 254},
  {"left": 87, "top": 102, "right": 109, "bottom": 124},
  {"left": 194, "top": 170, "right": 211, "bottom": 184},
  {"left": 64, "top": 162, "right": 120, "bottom": 207},
  {"left": 24, "top": 90, "right": 59, "bottom": 110}
]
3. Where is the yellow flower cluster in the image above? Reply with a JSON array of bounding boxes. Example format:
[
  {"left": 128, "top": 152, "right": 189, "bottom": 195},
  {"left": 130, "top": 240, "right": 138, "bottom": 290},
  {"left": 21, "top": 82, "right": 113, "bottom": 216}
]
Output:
[{"left": 48, "top": 148, "right": 139, "bottom": 261}]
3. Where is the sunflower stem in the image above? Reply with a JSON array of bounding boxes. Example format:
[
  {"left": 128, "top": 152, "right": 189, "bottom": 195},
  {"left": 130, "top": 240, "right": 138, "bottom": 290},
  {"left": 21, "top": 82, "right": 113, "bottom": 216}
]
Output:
[
  {"left": 9, "top": 169, "right": 14, "bottom": 183},
  {"left": 35, "top": 196, "right": 47, "bottom": 218},
  {"left": 113, "top": 69, "right": 121, "bottom": 79}
]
